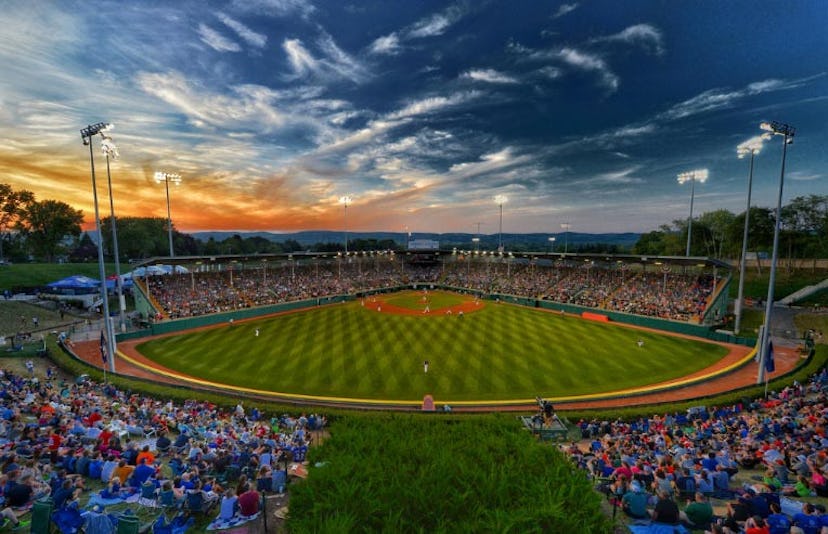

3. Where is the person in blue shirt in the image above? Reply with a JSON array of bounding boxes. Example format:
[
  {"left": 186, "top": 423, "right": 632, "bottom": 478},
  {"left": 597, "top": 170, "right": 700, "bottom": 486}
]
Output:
[
  {"left": 792, "top": 502, "right": 821, "bottom": 534},
  {"left": 765, "top": 502, "right": 791, "bottom": 534}
]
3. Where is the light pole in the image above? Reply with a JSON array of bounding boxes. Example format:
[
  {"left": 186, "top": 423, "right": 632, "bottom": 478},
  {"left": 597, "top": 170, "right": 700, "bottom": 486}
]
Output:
[
  {"left": 100, "top": 132, "right": 127, "bottom": 333},
  {"left": 339, "top": 195, "right": 352, "bottom": 254},
  {"left": 734, "top": 134, "right": 771, "bottom": 335},
  {"left": 677, "top": 169, "right": 709, "bottom": 257},
  {"left": 757, "top": 121, "right": 795, "bottom": 384},
  {"left": 494, "top": 195, "right": 508, "bottom": 252},
  {"left": 80, "top": 122, "right": 116, "bottom": 373},
  {"left": 548, "top": 236, "right": 556, "bottom": 254},
  {"left": 154, "top": 172, "right": 182, "bottom": 257},
  {"left": 560, "top": 223, "right": 571, "bottom": 254}
]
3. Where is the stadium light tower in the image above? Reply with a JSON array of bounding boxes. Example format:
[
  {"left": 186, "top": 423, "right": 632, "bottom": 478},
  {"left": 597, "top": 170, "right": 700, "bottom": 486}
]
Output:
[
  {"left": 677, "top": 168, "right": 709, "bottom": 256},
  {"left": 339, "top": 195, "right": 352, "bottom": 254},
  {"left": 734, "top": 134, "right": 771, "bottom": 336},
  {"left": 154, "top": 171, "right": 182, "bottom": 257},
  {"left": 100, "top": 131, "right": 127, "bottom": 333},
  {"left": 757, "top": 121, "right": 795, "bottom": 385},
  {"left": 548, "top": 236, "right": 556, "bottom": 254},
  {"left": 80, "top": 122, "right": 116, "bottom": 373},
  {"left": 560, "top": 222, "right": 571, "bottom": 254},
  {"left": 494, "top": 195, "right": 508, "bottom": 252}
]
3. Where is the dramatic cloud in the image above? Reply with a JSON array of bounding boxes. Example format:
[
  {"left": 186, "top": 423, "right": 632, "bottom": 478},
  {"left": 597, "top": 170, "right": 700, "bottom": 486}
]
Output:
[
  {"left": 197, "top": 24, "right": 241, "bottom": 52},
  {"left": 462, "top": 69, "right": 519, "bottom": 84}
]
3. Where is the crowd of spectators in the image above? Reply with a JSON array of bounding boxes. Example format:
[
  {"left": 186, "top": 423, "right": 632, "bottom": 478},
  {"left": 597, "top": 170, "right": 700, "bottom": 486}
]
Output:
[
  {"left": 563, "top": 368, "right": 828, "bottom": 533},
  {"left": 0, "top": 363, "right": 323, "bottom": 528},
  {"left": 143, "top": 258, "right": 717, "bottom": 323}
]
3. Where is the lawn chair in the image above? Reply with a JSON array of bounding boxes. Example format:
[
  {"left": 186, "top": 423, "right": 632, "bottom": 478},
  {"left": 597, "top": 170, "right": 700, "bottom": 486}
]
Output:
[
  {"left": 30, "top": 498, "right": 54, "bottom": 534},
  {"left": 52, "top": 506, "right": 85, "bottom": 534},
  {"left": 158, "top": 488, "right": 181, "bottom": 512},
  {"left": 115, "top": 514, "right": 140, "bottom": 534},
  {"left": 83, "top": 508, "right": 115, "bottom": 534},
  {"left": 152, "top": 512, "right": 193, "bottom": 534},
  {"left": 137, "top": 482, "right": 159, "bottom": 509},
  {"left": 184, "top": 491, "right": 216, "bottom": 517}
]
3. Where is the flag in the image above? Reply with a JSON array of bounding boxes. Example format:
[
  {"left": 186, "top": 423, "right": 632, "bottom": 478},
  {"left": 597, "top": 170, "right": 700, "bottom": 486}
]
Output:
[
  {"left": 100, "top": 330, "right": 107, "bottom": 364},
  {"left": 765, "top": 340, "right": 775, "bottom": 373}
]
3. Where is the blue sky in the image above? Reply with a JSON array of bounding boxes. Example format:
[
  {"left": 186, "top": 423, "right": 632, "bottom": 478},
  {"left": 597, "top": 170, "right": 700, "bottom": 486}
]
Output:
[{"left": 0, "top": 0, "right": 826, "bottom": 234}]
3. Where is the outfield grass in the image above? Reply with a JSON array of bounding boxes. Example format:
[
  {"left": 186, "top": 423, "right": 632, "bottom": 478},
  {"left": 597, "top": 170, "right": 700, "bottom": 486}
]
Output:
[
  {"left": 287, "top": 414, "right": 612, "bottom": 533},
  {"left": 136, "top": 293, "right": 728, "bottom": 402}
]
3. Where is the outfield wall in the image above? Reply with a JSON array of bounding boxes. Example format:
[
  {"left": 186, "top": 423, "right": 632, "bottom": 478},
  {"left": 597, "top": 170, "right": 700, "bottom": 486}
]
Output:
[
  {"left": 119, "top": 294, "right": 353, "bottom": 342},
  {"left": 119, "top": 284, "right": 754, "bottom": 347}
]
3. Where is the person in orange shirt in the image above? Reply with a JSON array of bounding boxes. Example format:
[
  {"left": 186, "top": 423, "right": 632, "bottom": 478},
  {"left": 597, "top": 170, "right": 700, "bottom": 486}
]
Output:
[
  {"left": 135, "top": 445, "right": 155, "bottom": 467},
  {"left": 112, "top": 459, "right": 134, "bottom": 485}
]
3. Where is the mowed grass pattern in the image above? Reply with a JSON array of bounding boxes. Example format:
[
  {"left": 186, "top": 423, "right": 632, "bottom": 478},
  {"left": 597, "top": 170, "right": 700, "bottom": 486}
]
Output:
[{"left": 136, "top": 295, "right": 727, "bottom": 401}]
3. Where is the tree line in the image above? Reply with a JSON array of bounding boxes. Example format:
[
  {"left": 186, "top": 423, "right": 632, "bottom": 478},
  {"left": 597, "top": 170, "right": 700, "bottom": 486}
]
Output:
[{"left": 1, "top": 183, "right": 826, "bottom": 263}]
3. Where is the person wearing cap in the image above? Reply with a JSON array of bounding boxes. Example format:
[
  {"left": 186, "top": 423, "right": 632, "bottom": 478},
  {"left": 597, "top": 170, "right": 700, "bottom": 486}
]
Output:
[
  {"left": 680, "top": 492, "right": 714, "bottom": 529},
  {"left": 621, "top": 480, "right": 649, "bottom": 519}
]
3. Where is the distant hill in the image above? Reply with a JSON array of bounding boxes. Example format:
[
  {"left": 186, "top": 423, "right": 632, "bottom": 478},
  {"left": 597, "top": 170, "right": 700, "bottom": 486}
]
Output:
[{"left": 190, "top": 230, "right": 640, "bottom": 250}]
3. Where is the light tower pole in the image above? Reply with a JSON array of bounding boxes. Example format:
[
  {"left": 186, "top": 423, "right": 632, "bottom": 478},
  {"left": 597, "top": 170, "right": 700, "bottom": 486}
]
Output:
[
  {"left": 100, "top": 132, "right": 127, "bottom": 333},
  {"left": 677, "top": 169, "right": 709, "bottom": 257},
  {"left": 757, "top": 121, "right": 795, "bottom": 384},
  {"left": 560, "top": 222, "right": 571, "bottom": 254},
  {"left": 494, "top": 195, "right": 508, "bottom": 252},
  {"left": 80, "top": 122, "right": 116, "bottom": 373},
  {"left": 339, "top": 195, "right": 352, "bottom": 254},
  {"left": 734, "top": 134, "right": 770, "bottom": 335},
  {"left": 154, "top": 172, "right": 182, "bottom": 257}
]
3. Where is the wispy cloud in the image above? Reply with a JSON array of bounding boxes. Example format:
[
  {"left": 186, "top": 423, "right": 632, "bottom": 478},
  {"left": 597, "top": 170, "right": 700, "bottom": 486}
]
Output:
[
  {"left": 136, "top": 71, "right": 285, "bottom": 129},
  {"left": 368, "top": 3, "right": 467, "bottom": 60},
  {"left": 368, "top": 33, "right": 401, "bottom": 55},
  {"left": 388, "top": 91, "right": 481, "bottom": 120},
  {"left": 282, "top": 34, "right": 369, "bottom": 83},
  {"left": 462, "top": 69, "right": 519, "bottom": 84},
  {"left": 197, "top": 24, "right": 242, "bottom": 52},
  {"left": 590, "top": 24, "right": 665, "bottom": 55},
  {"left": 552, "top": 3, "right": 578, "bottom": 19},
  {"left": 557, "top": 47, "right": 619, "bottom": 92},
  {"left": 658, "top": 78, "right": 798, "bottom": 121},
  {"left": 572, "top": 166, "right": 644, "bottom": 186},
  {"left": 409, "top": 13, "right": 454, "bottom": 39},
  {"left": 448, "top": 148, "right": 534, "bottom": 181},
  {"left": 788, "top": 171, "right": 822, "bottom": 181},
  {"left": 217, "top": 13, "right": 267, "bottom": 48},
  {"left": 230, "top": 0, "right": 315, "bottom": 19}
]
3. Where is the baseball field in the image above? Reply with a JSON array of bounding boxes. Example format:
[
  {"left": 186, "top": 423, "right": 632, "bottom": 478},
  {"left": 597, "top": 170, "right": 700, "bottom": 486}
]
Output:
[{"left": 135, "top": 290, "right": 728, "bottom": 402}]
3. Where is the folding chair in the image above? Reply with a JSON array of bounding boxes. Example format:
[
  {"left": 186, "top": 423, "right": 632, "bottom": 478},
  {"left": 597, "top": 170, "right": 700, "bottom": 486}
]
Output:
[
  {"left": 30, "top": 498, "right": 54, "bottom": 534},
  {"left": 52, "top": 506, "right": 85, "bottom": 534},
  {"left": 116, "top": 514, "right": 140, "bottom": 534},
  {"left": 137, "top": 482, "right": 159, "bottom": 509}
]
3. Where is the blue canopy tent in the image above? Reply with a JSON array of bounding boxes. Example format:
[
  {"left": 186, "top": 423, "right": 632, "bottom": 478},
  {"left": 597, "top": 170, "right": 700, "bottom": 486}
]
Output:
[{"left": 46, "top": 275, "right": 100, "bottom": 295}]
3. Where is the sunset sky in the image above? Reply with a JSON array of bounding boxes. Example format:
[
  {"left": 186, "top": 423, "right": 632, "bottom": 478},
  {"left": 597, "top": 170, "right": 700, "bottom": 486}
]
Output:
[{"left": 1, "top": 0, "right": 826, "bottom": 235}]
